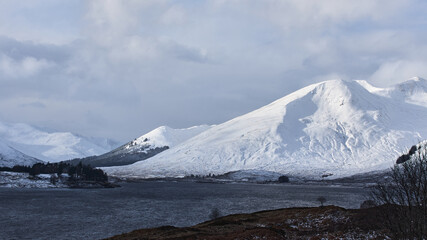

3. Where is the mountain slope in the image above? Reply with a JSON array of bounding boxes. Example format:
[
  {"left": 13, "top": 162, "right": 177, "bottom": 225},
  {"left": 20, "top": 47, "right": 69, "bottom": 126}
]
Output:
[
  {"left": 0, "top": 121, "right": 120, "bottom": 162},
  {"left": 0, "top": 140, "right": 42, "bottom": 167},
  {"left": 67, "top": 125, "right": 212, "bottom": 167},
  {"left": 104, "top": 78, "right": 427, "bottom": 179},
  {"left": 357, "top": 76, "right": 427, "bottom": 106}
]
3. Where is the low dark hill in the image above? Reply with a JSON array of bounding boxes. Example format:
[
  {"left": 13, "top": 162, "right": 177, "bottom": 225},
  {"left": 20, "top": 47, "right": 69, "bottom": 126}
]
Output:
[
  {"left": 105, "top": 205, "right": 391, "bottom": 239},
  {"left": 65, "top": 144, "right": 169, "bottom": 167}
]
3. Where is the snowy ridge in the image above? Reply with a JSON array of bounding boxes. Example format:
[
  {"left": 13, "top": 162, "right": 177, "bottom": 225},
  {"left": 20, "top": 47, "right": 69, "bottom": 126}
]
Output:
[
  {"left": 104, "top": 78, "right": 427, "bottom": 179},
  {"left": 0, "top": 121, "right": 120, "bottom": 162},
  {"left": 66, "top": 125, "right": 212, "bottom": 167},
  {"left": 357, "top": 77, "right": 427, "bottom": 106},
  {"left": 125, "top": 125, "right": 212, "bottom": 153},
  {"left": 0, "top": 140, "right": 41, "bottom": 167}
]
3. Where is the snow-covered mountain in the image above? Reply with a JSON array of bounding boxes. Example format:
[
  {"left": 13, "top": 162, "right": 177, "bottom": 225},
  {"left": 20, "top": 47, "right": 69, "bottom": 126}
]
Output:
[
  {"left": 104, "top": 78, "right": 427, "bottom": 179},
  {"left": 67, "top": 125, "right": 212, "bottom": 167},
  {"left": 357, "top": 77, "right": 427, "bottom": 106},
  {"left": 0, "top": 140, "right": 42, "bottom": 167},
  {"left": 0, "top": 121, "right": 120, "bottom": 163}
]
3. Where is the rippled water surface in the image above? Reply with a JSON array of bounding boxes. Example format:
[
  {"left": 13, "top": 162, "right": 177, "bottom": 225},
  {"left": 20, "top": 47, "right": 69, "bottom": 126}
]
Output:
[{"left": 0, "top": 182, "right": 368, "bottom": 240}]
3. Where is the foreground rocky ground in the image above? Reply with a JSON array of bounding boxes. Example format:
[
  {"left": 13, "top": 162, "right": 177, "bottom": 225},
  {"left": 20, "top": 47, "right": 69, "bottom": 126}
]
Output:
[{"left": 106, "top": 205, "right": 390, "bottom": 239}]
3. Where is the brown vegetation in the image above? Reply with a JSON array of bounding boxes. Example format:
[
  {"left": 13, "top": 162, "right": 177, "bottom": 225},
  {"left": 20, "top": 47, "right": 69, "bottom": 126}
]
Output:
[{"left": 105, "top": 205, "right": 390, "bottom": 240}]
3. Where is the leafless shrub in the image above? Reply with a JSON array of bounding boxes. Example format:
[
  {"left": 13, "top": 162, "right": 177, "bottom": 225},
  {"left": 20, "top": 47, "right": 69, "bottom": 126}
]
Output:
[
  {"left": 209, "top": 208, "right": 221, "bottom": 220},
  {"left": 317, "top": 196, "right": 326, "bottom": 207},
  {"left": 371, "top": 148, "right": 427, "bottom": 239}
]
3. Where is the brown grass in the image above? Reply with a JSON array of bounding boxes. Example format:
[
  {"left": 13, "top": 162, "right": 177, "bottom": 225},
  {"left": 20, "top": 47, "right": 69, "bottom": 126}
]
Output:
[{"left": 105, "top": 206, "right": 390, "bottom": 240}]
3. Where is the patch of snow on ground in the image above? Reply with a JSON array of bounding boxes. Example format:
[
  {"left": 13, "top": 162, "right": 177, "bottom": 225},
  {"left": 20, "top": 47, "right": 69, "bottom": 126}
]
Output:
[
  {"left": 0, "top": 172, "right": 66, "bottom": 188},
  {"left": 218, "top": 170, "right": 283, "bottom": 182}
]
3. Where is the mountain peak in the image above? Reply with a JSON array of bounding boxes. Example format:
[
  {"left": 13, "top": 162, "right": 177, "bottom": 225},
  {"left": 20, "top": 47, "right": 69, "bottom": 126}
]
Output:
[
  {"left": 104, "top": 78, "right": 427, "bottom": 179},
  {"left": 132, "top": 125, "right": 212, "bottom": 149},
  {"left": 406, "top": 76, "right": 425, "bottom": 82},
  {"left": 395, "top": 76, "right": 427, "bottom": 91},
  {"left": 384, "top": 77, "right": 427, "bottom": 106}
]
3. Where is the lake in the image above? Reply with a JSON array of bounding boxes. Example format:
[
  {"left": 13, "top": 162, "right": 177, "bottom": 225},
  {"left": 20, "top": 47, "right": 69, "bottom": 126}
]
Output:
[{"left": 0, "top": 182, "right": 368, "bottom": 240}]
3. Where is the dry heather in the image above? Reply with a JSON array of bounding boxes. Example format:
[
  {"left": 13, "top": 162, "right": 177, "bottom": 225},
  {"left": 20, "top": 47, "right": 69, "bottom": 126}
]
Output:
[{"left": 106, "top": 205, "right": 390, "bottom": 240}]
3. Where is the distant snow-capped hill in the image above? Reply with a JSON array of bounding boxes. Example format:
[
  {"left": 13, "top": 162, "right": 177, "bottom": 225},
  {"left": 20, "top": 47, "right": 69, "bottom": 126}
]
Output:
[
  {"left": 0, "top": 121, "right": 120, "bottom": 162},
  {"left": 358, "top": 77, "right": 427, "bottom": 106},
  {"left": 0, "top": 140, "right": 42, "bottom": 167},
  {"left": 104, "top": 78, "right": 427, "bottom": 179},
  {"left": 67, "top": 125, "right": 212, "bottom": 167}
]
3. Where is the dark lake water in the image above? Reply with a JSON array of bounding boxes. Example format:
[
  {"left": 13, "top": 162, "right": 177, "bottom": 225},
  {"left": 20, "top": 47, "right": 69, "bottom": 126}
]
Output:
[{"left": 0, "top": 182, "right": 368, "bottom": 240}]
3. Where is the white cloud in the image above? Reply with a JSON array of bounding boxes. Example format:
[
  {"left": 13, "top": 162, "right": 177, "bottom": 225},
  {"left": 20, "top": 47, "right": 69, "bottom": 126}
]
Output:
[
  {"left": 220, "top": 0, "right": 407, "bottom": 32},
  {"left": 160, "top": 5, "right": 186, "bottom": 25},
  {"left": 370, "top": 60, "right": 427, "bottom": 87},
  {"left": 0, "top": 0, "right": 83, "bottom": 44},
  {"left": 0, "top": 54, "right": 54, "bottom": 78}
]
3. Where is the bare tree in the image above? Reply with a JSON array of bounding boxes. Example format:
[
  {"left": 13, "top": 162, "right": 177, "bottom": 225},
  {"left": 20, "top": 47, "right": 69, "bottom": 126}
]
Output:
[
  {"left": 371, "top": 148, "right": 427, "bottom": 239},
  {"left": 209, "top": 208, "right": 221, "bottom": 220},
  {"left": 316, "top": 196, "right": 326, "bottom": 207}
]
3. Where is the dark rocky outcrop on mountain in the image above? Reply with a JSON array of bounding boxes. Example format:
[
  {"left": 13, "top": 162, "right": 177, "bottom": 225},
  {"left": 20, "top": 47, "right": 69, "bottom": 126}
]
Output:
[
  {"left": 396, "top": 144, "right": 422, "bottom": 164},
  {"left": 66, "top": 145, "right": 169, "bottom": 167}
]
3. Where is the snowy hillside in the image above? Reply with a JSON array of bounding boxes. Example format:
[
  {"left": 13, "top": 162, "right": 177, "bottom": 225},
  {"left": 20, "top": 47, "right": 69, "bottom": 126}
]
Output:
[
  {"left": 104, "top": 78, "right": 427, "bottom": 179},
  {"left": 67, "top": 125, "right": 212, "bottom": 167},
  {"left": 357, "top": 77, "right": 427, "bottom": 106},
  {"left": 125, "top": 125, "right": 213, "bottom": 151},
  {"left": 0, "top": 122, "right": 120, "bottom": 162},
  {"left": 0, "top": 140, "right": 41, "bottom": 167}
]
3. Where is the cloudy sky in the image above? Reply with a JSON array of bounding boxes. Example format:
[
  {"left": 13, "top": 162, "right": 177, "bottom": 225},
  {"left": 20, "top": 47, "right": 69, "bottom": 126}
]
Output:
[{"left": 0, "top": 0, "right": 427, "bottom": 142}]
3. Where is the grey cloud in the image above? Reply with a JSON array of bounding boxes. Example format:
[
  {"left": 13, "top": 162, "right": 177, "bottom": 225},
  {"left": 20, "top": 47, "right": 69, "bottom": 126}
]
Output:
[
  {"left": 165, "top": 42, "right": 209, "bottom": 63},
  {"left": 19, "top": 101, "right": 46, "bottom": 109},
  {"left": 0, "top": 36, "right": 70, "bottom": 62},
  {"left": 0, "top": 0, "right": 427, "bottom": 142}
]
